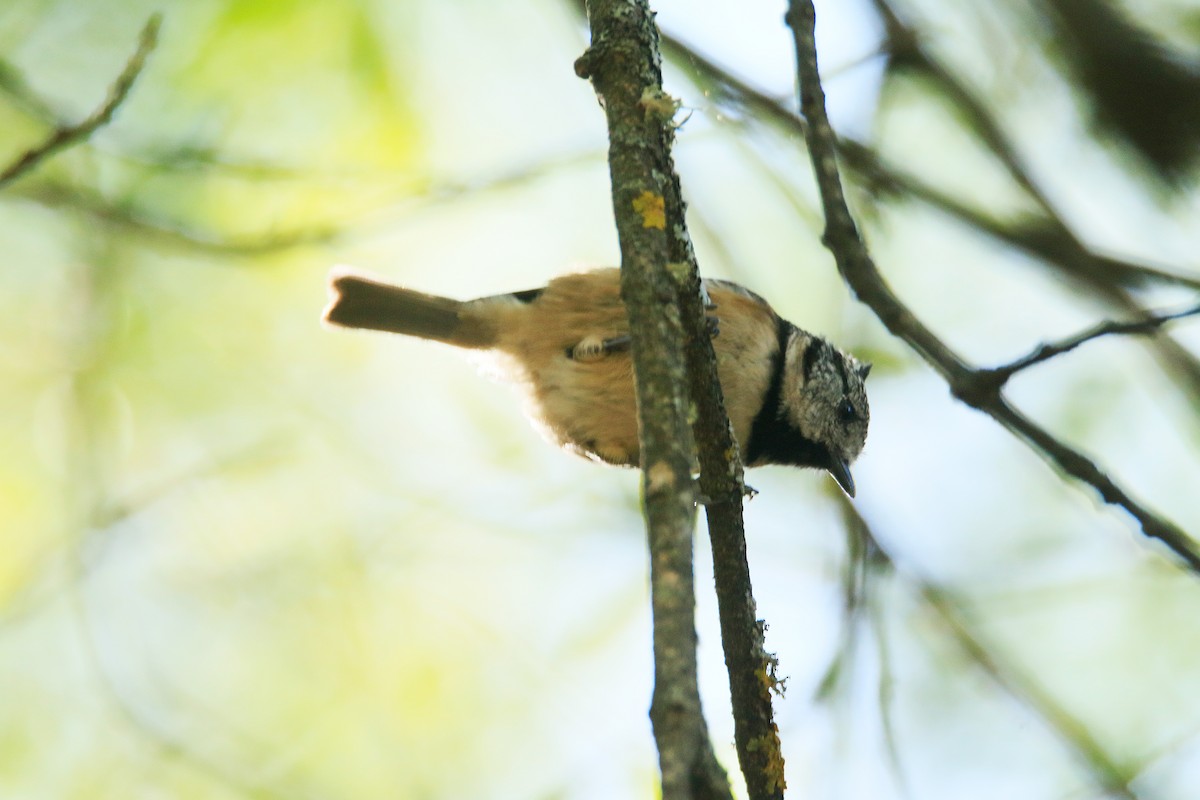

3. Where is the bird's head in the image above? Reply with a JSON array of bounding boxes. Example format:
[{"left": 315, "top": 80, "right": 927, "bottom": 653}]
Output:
[{"left": 780, "top": 334, "right": 871, "bottom": 496}]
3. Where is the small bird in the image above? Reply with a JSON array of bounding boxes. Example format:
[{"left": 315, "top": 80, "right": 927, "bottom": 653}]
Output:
[{"left": 323, "top": 267, "right": 870, "bottom": 496}]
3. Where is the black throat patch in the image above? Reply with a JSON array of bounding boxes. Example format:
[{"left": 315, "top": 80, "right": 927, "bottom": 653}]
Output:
[{"left": 744, "top": 319, "right": 835, "bottom": 471}]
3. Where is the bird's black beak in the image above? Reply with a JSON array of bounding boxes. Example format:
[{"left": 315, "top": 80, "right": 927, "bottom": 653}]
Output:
[{"left": 827, "top": 458, "right": 856, "bottom": 498}]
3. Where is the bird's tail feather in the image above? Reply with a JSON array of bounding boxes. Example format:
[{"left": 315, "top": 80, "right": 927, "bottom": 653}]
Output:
[{"left": 322, "top": 268, "right": 495, "bottom": 348}]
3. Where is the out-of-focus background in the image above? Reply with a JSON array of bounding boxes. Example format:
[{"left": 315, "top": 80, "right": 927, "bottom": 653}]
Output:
[{"left": 3, "top": 0, "right": 1200, "bottom": 798}]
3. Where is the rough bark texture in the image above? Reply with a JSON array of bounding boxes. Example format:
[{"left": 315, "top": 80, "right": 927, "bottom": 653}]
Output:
[
  {"left": 577, "top": 1, "right": 787, "bottom": 796},
  {"left": 576, "top": 2, "right": 730, "bottom": 798},
  {"left": 661, "top": 82, "right": 789, "bottom": 800}
]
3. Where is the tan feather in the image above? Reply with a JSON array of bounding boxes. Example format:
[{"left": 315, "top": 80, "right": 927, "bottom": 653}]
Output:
[{"left": 323, "top": 268, "right": 496, "bottom": 348}]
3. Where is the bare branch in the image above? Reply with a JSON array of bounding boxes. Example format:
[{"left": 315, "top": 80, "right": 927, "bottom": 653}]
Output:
[
  {"left": 574, "top": 1, "right": 788, "bottom": 796},
  {"left": 784, "top": 0, "right": 1200, "bottom": 571},
  {"left": 576, "top": 2, "right": 732, "bottom": 798},
  {"left": 0, "top": 14, "right": 161, "bottom": 189},
  {"left": 983, "top": 302, "right": 1200, "bottom": 385}
]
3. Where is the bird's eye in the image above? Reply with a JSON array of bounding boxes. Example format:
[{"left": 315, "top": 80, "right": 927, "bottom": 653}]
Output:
[{"left": 837, "top": 399, "right": 856, "bottom": 423}]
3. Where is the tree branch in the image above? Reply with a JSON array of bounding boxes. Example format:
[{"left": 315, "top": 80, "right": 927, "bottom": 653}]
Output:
[
  {"left": 0, "top": 14, "right": 161, "bottom": 189},
  {"left": 982, "top": 302, "right": 1200, "bottom": 386},
  {"left": 785, "top": 0, "right": 1200, "bottom": 572},
  {"left": 574, "top": 1, "right": 787, "bottom": 794},
  {"left": 12, "top": 180, "right": 338, "bottom": 256},
  {"left": 860, "top": 0, "right": 1200, "bottom": 410},
  {"left": 0, "top": 57, "right": 60, "bottom": 124},
  {"left": 665, "top": 71, "right": 790, "bottom": 800},
  {"left": 576, "top": 2, "right": 731, "bottom": 798},
  {"left": 659, "top": 27, "right": 1200, "bottom": 293}
]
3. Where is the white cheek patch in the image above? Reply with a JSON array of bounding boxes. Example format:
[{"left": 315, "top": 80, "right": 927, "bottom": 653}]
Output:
[
  {"left": 779, "top": 333, "right": 870, "bottom": 463},
  {"left": 779, "top": 333, "right": 809, "bottom": 427}
]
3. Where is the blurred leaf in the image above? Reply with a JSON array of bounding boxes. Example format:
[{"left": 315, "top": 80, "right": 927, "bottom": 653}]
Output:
[{"left": 1038, "top": 0, "right": 1200, "bottom": 182}]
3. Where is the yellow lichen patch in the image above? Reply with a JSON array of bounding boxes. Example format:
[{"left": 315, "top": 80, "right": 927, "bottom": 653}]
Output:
[
  {"left": 632, "top": 191, "right": 666, "bottom": 230},
  {"left": 756, "top": 650, "right": 788, "bottom": 698},
  {"left": 639, "top": 87, "right": 680, "bottom": 120},
  {"left": 748, "top": 729, "right": 788, "bottom": 794}
]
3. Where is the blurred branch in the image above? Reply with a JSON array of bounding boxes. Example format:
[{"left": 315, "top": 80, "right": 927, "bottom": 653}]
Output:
[
  {"left": 785, "top": 0, "right": 1200, "bottom": 571},
  {"left": 575, "top": 2, "right": 732, "bottom": 798},
  {"left": 660, "top": 25, "right": 1200, "bottom": 294},
  {"left": 71, "top": 580, "right": 300, "bottom": 800},
  {"left": 1037, "top": 0, "right": 1200, "bottom": 181},
  {"left": 836, "top": 498, "right": 1141, "bottom": 798},
  {"left": 19, "top": 147, "right": 611, "bottom": 257},
  {"left": 863, "top": 0, "right": 1200, "bottom": 408},
  {"left": 819, "top": 504, "right": 914, "bottom": 799},
  {"left": 0, "top": 14, "right": 161, "bottom": 189},
  {"left": 0, "top": 57, "right": 59, "bottom": 123},
  {"left": 93, "top": 435, "right": 293, "bottom": 530},
  {"left": 98, "top": 142, "right": 321, "bottom": 179},
  {"left": 50, "top": 235, "right": 301, "bottom": 799},
  {"left": 16, "top": 180, "right": 338, "bottom": 256},
  {"left": 982, "top": 301, "right": 1200, "bottom": 387},
  {"left": 868, "top": 0, "right": 1049, "bottom": 207},
  {"left": 866, "top": 0, "right": 1195, "bottom": 273},
  {"left": 921, "top": 585, "right": 1139, "bottom": 798},
  {"left": 869, "top": 591, "right": 913, "bottom": 800}
]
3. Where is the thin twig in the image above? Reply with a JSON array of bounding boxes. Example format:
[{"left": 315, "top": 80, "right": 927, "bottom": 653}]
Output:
[
  {"left": 0, "top": 14, "right": 161, "bottom": 189},
  {"left": 983, "top": 302, "right": 1200, "bottom": 386},
  {"left": 785, "top": 0, "right": 1200, "bottom": 572}
]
